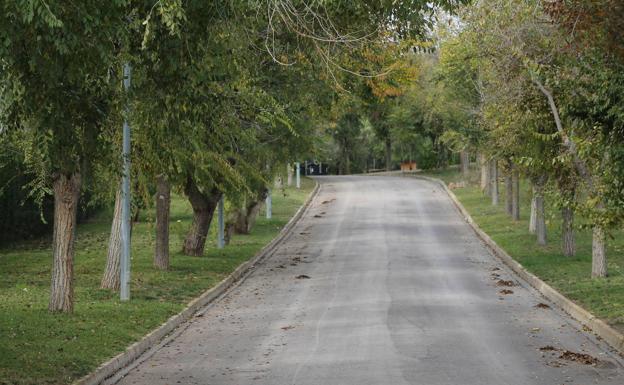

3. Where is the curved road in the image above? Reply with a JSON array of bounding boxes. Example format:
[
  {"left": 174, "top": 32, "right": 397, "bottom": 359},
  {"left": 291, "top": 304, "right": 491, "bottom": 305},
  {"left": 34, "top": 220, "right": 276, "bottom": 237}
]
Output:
[{"left": 117, "top": 176, "right": 624, "bottom": 385}]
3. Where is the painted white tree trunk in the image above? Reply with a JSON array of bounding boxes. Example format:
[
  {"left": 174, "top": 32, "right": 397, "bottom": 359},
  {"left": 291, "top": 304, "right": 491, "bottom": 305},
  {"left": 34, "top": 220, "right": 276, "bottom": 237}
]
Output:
[
  {"left": 511, "top": 168, "right": 520, "bottom": 221},
  {"left": 480, "top": 154, "right": 490, "bottom": 194},
  {"left": 535, "top": 191, "right": 547, "bottom": 246},
  {"left": 529, "top": 187, "right": 537, "bottom": 234},
  {"left": 490, "top": 160, "right": 498, "bottom": 205}
]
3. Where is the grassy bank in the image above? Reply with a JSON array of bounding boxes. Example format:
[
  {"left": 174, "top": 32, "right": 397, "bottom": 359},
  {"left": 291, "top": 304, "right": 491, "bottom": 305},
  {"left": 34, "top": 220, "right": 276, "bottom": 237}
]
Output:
[
  {"left": 421, "top": 168, "right": 624, "bottom": 332},
  {"left": 0, "top": 178, "right": 315, "bottom": 385}
]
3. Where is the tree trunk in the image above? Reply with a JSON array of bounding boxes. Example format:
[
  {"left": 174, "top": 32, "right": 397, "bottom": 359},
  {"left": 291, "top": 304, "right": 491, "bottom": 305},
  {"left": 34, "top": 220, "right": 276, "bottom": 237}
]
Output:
[
  {"left": 529, "top": 186, "right": 537, "bottom": 234},
  {"left": 101, "top": 187, "right": 123, "bottom": 290},
  {"left": 535, "top": 186, "right": 547, "bottom": 245},
  {"left": 435, "top": 138, "right": 448, "bottom": 169},
  {"left": 182, "top": 177, "right": 222, "bottom": 256},
  {"left": 592, "top": 225, "right": 607, "bottom": 278},
  {"left": 228, "top": 189, "right": 269, "bottom": 236},
  {"left": 504, "top": 165, "right": 513, "bottom": 216},
  {"left": 224, "top": 223, "right": 235, "bottom": 245},
  {"left": 490, "top": 159, "right": 498, "bottom": 205},
  {"left": 231, "top": 207, "right": 249, "bottom": 234},
  {"left": 287, "top": 163, "right": 293, "bottom": 186},
  {"left": 274, "top": 175, "right": 283, "bottom": 189},
  {"left": 49, "top": 172, "right": 81, "bottom": 313},
  {"left": 245, "top": 190, "right": 268, "bottom": 233},
  {"left": 479, "top": 154, "right": 489, "bottom": 193},
  {"left": 245, "top": 201, "right": 264, "bottom": 233},
  {"left": 385, "top": 137, "right": 392, "bottom": 171},
  {"left": 511, "top": 167, "right": 520, "bottom": 221},
  {"left": 132, "top": 209, "right": 140, "bottom": 223},
  {"left": 460, "top": 150, "right": 470, "bottom": 179},
  {"left": 154, "top": 175, "right": 170, "bottom": 270},
  {"left": 562, "top": 207, "right": 575, "bottom": 257}
]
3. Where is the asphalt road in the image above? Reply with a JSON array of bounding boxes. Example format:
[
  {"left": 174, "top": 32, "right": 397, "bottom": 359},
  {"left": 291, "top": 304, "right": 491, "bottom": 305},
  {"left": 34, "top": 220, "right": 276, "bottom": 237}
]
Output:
[{"left": 117, "top": 176, "right": 624, "bottom": 385}]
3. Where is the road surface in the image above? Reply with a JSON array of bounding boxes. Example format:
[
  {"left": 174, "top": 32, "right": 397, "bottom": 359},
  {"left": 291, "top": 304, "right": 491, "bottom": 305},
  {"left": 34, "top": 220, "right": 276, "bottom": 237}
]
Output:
[{"left": 117, "top": 176, "right": 624, "bottom": 385}]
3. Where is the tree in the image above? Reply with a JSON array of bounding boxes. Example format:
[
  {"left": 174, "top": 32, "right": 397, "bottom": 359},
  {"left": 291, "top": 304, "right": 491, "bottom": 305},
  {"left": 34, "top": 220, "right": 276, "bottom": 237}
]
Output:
[
  {"left": 435, "top": 0, "right": 568, "bottom": 248},
  {"left": 0, "top": 1, "right": 129, "bottom": 312},
  {"left": 437, "top": 0, "right": 624, "bottom": 276},
  {"left": 330, "top": 111, "right": 362, "bottom": 175}
]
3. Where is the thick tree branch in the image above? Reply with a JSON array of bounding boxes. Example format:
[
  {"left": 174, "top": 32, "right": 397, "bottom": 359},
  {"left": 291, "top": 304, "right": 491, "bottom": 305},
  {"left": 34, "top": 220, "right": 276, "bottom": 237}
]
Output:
[{"left": 531, "top": 76, "right": 595, "bottom": 192}]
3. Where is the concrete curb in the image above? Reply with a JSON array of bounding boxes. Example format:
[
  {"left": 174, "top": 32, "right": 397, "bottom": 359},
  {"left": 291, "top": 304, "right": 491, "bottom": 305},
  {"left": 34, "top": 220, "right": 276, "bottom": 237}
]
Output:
[
  {"left": 73, "top": 182, "right": 321, "bottom": 385},
  {"left": 408, "top": 174, "right": 624, "bottom": 355}
]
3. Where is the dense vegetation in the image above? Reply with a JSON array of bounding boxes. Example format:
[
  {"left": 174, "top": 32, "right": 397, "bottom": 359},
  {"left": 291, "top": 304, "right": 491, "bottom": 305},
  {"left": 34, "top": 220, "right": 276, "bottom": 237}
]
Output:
[
  {"left": 2, "top": 0, "right": 623, "bottom": 383},
  {"left": 435, "top": 0, "right": 624, "bottom": 280},
  {"left": 0, "top": 0, "right": 468, "bottom": 313}
]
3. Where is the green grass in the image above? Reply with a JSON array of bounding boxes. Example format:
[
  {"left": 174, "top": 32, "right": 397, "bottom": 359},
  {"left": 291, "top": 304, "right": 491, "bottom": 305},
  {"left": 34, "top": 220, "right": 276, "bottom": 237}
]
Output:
[
  {"left": 0, "top": 178, "right": 315, "bottom": 385},
  {"left": 421, "top": 168, "right": 624, "bottom": 332}
]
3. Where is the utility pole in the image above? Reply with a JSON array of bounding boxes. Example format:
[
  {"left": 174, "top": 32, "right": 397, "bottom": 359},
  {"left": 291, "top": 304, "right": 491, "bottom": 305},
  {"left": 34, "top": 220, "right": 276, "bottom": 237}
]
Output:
[
  {"left": 296, "top": 162, "right": 301, "bottom": 189},
  {"left": 217, "top": 196, "right": 224, "bottom": 249},
  {"left": 120, "top": 63, "right": 131, "bottom": 302}
]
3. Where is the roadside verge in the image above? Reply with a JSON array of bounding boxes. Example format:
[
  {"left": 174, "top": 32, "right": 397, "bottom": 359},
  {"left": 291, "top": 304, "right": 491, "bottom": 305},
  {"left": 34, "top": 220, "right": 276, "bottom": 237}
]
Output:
[
  {"left": 410, "top": 174, "right": 624, "bottom": 356},
  {"left": 74, "top": 182, "right": 320, "bottom": 385}
]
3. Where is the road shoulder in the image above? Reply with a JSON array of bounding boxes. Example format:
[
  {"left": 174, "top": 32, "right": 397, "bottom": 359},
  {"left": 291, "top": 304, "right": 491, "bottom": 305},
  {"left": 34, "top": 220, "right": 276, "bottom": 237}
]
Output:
[{"left": 73, "top": 182, "right": 321, "bottom": 385}]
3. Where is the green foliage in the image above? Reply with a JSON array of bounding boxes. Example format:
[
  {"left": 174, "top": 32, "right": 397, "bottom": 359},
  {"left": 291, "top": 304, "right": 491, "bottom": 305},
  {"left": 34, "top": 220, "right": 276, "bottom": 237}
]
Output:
[
  {"left": 454, "top": 0, "right": 624, "bottom": 229},
  {"left": 388, "top": 53, "right": 473, "bottom": 169},
  {"left": 0, "top": 0, "right": 129, "bottom": 192},
  {"left": 0, "top": 134, "right": 54, "bottom": 242},
  {"left": 0, "top": 0, "right": 473, "bottom": 205}
]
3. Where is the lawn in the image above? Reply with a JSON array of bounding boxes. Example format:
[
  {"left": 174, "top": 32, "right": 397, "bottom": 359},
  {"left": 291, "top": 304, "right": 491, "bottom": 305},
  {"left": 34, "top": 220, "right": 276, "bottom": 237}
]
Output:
[
  {"left": 420, "top": 167, "right": 624, "bottom": 332},
  {"left": 0, "top": 178, "right": 315, "bottom": 385}
]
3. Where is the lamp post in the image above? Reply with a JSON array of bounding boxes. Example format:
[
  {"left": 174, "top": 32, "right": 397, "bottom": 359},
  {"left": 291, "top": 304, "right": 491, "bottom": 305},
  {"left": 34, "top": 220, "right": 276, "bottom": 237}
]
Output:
[
  {"left": 266, "top": 189, "right": 272, "bottom": 219},
  {"left": 120, "top": 63, "right": 132, "bottom": 301},
  {"left": 217, "top": 196, "right": 224, "bottom": 249},
  {"left": 295, "top": 162, "right": 301, "bottom": 189}
]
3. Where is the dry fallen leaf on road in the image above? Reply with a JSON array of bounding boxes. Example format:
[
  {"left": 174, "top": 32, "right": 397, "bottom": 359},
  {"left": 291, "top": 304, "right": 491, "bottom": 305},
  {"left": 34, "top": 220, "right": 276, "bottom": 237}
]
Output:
[
  {"left": 559, "top": 350, "right": 599, "bottom": 366},
  {"left": 496, "top": 279, "right": 515, "bottom": 287},
  {"left": 295, "top": 275, "right": 311, "bottom": 279}
]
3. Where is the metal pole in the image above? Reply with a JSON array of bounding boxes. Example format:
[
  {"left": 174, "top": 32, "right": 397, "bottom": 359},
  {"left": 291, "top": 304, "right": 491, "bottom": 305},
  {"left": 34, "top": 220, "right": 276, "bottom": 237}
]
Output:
[
  {"left": 296, "top": 162, "right": 301, "bottom": 189},
  {"left": 120, "top": 63, "right": 132, "bottom": 302},
  {"left": 266, "top": 189, "right": 272, "bottom": 219},
  {"left": 217, "top": 196, "right": 224, "bottom": 249}
]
